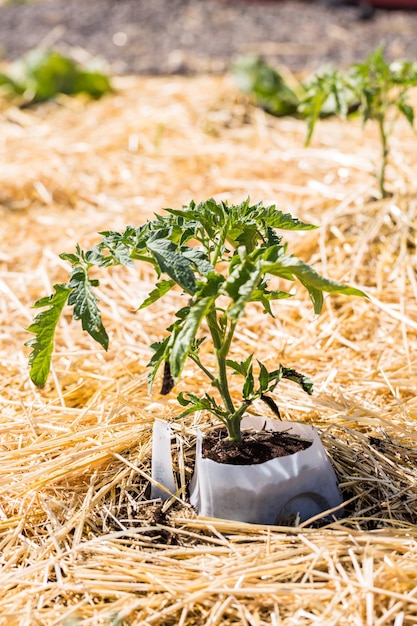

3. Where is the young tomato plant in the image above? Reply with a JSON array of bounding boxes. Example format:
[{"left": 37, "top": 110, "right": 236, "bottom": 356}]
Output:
[
  {"left": 26, "top": 198, "right": 365, "bottom": 442},
  {"left": 300, "top": 46, "right": 417, "bottom": 198}
]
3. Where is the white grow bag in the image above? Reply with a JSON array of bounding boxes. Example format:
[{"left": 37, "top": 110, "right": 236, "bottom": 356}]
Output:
[{"left": 152, "top": 416, "right": 343, "bottom": 525}]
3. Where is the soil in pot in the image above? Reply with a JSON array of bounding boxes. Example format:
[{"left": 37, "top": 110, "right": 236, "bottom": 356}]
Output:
[{"left": 202, "top": 427, "right": 312, "bottom": 465}]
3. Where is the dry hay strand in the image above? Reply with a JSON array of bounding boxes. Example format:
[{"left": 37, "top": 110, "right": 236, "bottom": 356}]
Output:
[{"left": 1, "top": 74, "right": 417, "bottom": 624}]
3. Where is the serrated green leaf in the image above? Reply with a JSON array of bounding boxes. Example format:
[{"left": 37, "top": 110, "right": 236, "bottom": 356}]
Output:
[
  {"left": 139, "top": 279, "right": 175, "bottom": 309},
  {"left": 68, "top": 268, "right": 109, "bottom": 349},
  {"left": 25, "top": 283, "right": 72, "bottom": 387},
  {"left": 261, "top": 207, "right": 317, "bottom": 231},
  {"left": 58, "top": 252, "right": 80, "bottom": 266},
  {"left": 266, "top": 226, "right": 282, "bottom": 247},
  {"left": 303, "top": 285, "right": 324, "bottom": 315},
  {"left": 182, "top": 248, "right": 214, "bottom": 276},
  {"left": 147, "top": 239, "right": 197, "bottom": 294},
  {"left": 98, "top": 240, "right": 134, "bottom": 268}
]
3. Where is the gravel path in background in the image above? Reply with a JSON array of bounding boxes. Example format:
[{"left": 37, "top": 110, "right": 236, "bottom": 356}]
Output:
[{"left": 1, "top": 0, "right": 417, "bottom": 75}]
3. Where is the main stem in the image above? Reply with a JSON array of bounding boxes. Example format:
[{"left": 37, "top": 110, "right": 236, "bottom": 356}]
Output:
[
  {"left": 206, "top": 312, "right": 242, "bottom": 442},
  {"left": 377, "top": 116, "right": 389, "bottom": 199}
]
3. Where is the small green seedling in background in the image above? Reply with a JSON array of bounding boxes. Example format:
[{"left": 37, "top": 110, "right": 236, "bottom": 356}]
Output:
[
  {"left": 0, "top": 49, "right": 112, "bottom": 104},
  {"left": 301, "top": 47, "right": 417, "bottom": 199},
  {"left": 234, "top": 48, "right": 417, "bottom": 198},
  {"left": 26, "top": 198, "right": 366, "bottom": 443}
]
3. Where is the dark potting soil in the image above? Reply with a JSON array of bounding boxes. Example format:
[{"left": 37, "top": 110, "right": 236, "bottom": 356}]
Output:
[{"left": 202, "top": 427, "right": 312, "bottom": 465}]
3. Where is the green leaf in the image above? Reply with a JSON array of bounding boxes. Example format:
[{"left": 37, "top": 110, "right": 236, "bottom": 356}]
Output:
[
  {"left": 230, "top": 224, "right": 259, "bottom": 253},
  {"left": 397, "top": 101, "right": 414, "bottom": 126},
  {"left": 260, "top": 207, "right": 318, "bottom": 231},
  {"left": 282, "top": 367, "right": 314, "bottom": 395},
  {"left": 147, "top": 336, "right": 170, "bottom": 390},
  {"left": 182, "top": 248, "right": 214, "bottom": 277},
  {"left": 260, "top": 394, "right": 282, "bottom": 419},
  {"left": 226, "top": 203, "right": 317, "bottom": 254},
  {"left": 224, "top": 257, "right": 262, "bottom": 320},
  {"left": 226, "top": 354, "right": 253, "bottom": 377},
  {"left": 250, "top": 287, "right": 291, "bottom": 316},
  {"left": 266, "top": 254, "right": 367, "bottom": 314},
  {"left": 177, "top": 392, "right": 228, "bottom": 422},
  {"left": 258, "top": 361, "right": 269, "bottom": 393},
  {"left": 96, "top": 239, "right": 135, "bottom": 268},
  {"left": 59, "top": 252, "right": 80, "bottom": 266},
  {"left": 147, "top": 239, "right": 197, "bottom": 294},
  {"left": 303, "top": 285, "right": 324, "bottom": 315},
  {"left": 139, "top": 279, "right": 175, "bottom": 309},
  {"left": 68, "top": 268, "right": 109, "bottom": 349},
  {"left": 169, "top": 295, "right": 216, "bottom": 379},
  {"left": 25, "top": 283, "right": 72, "bottom": 387},
  {"left": 242, "top": 365, "right": 255, "bottom": 399}
]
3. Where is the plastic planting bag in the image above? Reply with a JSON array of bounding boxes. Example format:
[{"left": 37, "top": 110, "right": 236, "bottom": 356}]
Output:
[{"left": 152, "top": 416, "right": 344, "bottom": 525}]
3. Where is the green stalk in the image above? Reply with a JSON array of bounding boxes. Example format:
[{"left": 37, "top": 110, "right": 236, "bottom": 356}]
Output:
[
  {"left": 188, "top": 353, "right": 215, "bottom": 382},
  {"left": 206, "top": 311, "right": 238, "bottom": 438},
  {"left": 215, "top": 318, "right": 240, "bottom": 440},
  {"left": 215, "top": 347, "right": 235, "bottom": 416},
  {"left": 377, "top": 115, "right": 389, "bottom": 199},
  {"left": 212, "top": 216, "right": 231, "bottom": 267},
  {"left": 227, "top": 401, "right": 252, "bottom": 442}
]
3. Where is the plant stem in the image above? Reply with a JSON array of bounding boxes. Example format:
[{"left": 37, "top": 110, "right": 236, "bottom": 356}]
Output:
[
  {"left": 377, "top": 116, "right": 389, "bottom": 198},
  {"left": 215, "top": 349, "right": 235, "bottom": 412},
  {"left": 189, "top": 353, "right": 215, "bottom": 382},
  {"left": 227, "top": 401, "right": 252, "bottom": 442},
  {"left": 215, "top": 318, "right": 238, "bottom": 414},
  {"left": 206, "top": 311, "right": 237, "bottom": 435},
  {"left": 225, "top": 415, "right": 243, "bottom": 442}
]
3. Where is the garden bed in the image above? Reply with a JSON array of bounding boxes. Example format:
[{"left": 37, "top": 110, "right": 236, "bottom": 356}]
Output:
[{"left": 1, "top": 72, "right": 417, "bottom": 624}]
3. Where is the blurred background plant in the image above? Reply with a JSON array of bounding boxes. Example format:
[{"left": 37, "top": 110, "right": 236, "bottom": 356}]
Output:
[
  {"left": 0, "top": 48, "right": 112, "bottom": 105},
  {"left": 233, "top": 47, "right": 417, "bottom": 198}
]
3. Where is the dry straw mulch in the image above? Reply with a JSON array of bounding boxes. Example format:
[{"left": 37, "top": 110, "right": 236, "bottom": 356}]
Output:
[{"left": 1, "top": 73, "right": 417, "bottom": 625}]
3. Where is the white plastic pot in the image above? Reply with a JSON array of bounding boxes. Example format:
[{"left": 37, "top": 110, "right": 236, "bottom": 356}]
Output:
[{"left": 151, "top": 416, "right": 343, "bottom": 525}]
